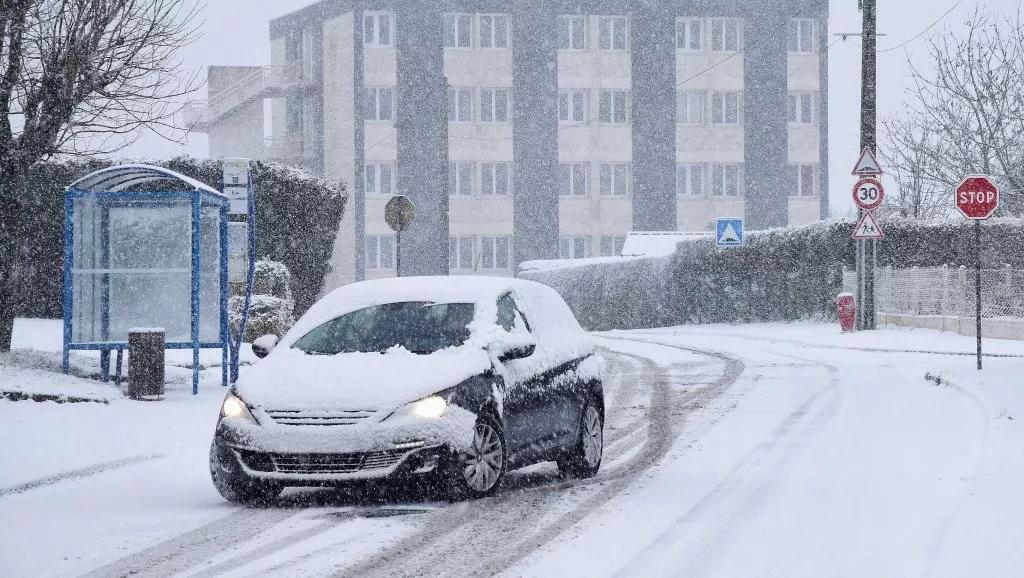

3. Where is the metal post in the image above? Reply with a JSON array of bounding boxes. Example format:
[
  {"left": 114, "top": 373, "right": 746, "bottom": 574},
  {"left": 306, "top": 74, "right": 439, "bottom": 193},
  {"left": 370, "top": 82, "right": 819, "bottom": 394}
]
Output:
[
  {"left": 62, "top": 194, "right": 74, "bottom": 375},
  {"left": 975, "top": 220, "right": 982, "bottom": 370},
  {"left": 190, "top": 194, "right": 202, "bottom": 395},
  {"left": 858, "top": 0, "right": 878, "bottom": 330},
  {"left": 396, "top": 230, "right": 402, "bottom": 277},
  {"left": 219, "top": 203, "right": 229, "bottom": 388}
]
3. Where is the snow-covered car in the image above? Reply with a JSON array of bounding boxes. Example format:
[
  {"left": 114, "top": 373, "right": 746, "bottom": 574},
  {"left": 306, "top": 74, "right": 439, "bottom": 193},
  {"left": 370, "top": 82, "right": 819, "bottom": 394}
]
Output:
[{"left": 209, "top": 276, "right": 604, "bottom": 503}]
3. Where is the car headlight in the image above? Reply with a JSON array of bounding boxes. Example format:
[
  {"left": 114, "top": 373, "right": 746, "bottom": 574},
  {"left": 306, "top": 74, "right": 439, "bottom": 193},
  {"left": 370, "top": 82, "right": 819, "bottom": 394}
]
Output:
[
  {"left": 410, "top": 395, "right": 448, "bottom": 418},
  {"left": 387, "top": 389, "right": 455, "bottom": 420},
  {"left": 220, "top": 393, "right": 257, "bottom": 424}
]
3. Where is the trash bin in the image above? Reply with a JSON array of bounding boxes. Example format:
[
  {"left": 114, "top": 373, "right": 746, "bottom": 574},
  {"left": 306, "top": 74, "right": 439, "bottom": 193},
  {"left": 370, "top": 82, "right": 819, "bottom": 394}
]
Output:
[
  {"left": 837, "top": 293, "right": 856, "bottom": 332},
  {"left": 128, "top": 328, "right": 165, "bottom": 399}
]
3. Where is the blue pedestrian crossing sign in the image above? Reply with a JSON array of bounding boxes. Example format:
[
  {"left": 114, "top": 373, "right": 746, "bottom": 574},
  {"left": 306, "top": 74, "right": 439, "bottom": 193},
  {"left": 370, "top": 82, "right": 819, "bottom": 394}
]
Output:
[{"left": 715, "top": 218, "right": 744, "bottom": 248}]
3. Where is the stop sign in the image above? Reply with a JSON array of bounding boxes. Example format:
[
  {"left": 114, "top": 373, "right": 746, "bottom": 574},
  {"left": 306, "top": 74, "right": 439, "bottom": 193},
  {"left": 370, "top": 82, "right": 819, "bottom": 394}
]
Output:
[{"left": 955, "top": 176, "right": 999, "bottom": 219}]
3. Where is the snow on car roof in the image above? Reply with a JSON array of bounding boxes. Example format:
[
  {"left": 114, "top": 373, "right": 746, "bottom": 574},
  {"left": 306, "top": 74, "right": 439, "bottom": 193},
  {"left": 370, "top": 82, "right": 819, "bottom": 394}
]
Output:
[{"left": 281, "top": 276, "right": 553, "bottom": 347}]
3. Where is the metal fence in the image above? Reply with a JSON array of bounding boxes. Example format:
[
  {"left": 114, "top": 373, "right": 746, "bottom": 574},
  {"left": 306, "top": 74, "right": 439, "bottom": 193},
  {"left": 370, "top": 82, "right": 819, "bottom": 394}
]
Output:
[{"left": 842, "top": 265, "right": 1024, "bottom": 335}]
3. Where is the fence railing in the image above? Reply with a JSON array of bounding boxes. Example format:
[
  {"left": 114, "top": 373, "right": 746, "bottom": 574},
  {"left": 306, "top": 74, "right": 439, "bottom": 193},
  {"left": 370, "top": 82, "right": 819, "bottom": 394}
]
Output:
[{"left": 842, "top": 265, "right": 1024, "bottom": 336}]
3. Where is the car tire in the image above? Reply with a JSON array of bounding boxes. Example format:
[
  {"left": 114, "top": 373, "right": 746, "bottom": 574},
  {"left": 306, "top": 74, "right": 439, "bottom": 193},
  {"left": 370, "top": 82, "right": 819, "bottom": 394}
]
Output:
[
  {"left": 444, "top": 415, "right": 507, "bottom": 501},
  {"left": 209, "top": 441, "right": 282, "bottom": 505},
  {"left": 557, "top": 396, "right": 603, "bottom": 479}
]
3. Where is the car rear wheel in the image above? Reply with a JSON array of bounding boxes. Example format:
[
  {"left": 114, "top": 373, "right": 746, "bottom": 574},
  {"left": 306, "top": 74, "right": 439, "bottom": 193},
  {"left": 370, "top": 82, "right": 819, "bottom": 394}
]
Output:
[
  {"left": 209, "top": 441, "right": 283, "bottom": 505},
  {"left": 446, "top": 416, "right": 506, "bottom": 500},
  {"left": 558, "top": 398, "right": 603, "bottom": 479}
]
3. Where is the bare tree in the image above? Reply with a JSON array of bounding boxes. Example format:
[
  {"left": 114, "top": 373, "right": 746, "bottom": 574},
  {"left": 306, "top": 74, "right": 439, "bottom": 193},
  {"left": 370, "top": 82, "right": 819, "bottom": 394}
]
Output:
[
  {"left": 880, "top": 118, "right": 952, "bottom": 220},
  {"left": 0, "top": 0, "right": 200, "bottom": 351},
  {"left": 882, "top": 8, "right": 1024, "bottom": 219}
]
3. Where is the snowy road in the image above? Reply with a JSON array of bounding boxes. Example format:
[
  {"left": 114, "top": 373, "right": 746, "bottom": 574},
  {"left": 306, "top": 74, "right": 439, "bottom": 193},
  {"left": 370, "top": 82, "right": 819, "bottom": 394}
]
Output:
[{"left": 2, "top": 323, "right": 1023, "bottom": 576}]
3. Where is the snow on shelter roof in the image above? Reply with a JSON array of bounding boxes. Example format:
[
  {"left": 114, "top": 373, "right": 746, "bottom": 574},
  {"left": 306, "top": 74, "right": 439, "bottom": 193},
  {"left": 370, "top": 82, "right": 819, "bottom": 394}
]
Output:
[{"left": 68, "top": 163, "right": 223, "bottom": 196}]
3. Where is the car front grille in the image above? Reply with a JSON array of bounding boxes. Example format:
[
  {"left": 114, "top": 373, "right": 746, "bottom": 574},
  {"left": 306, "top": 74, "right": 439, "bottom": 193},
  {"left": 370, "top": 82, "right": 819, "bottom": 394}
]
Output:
[
  {"left": 266, "top": 449, "right": 409, "bottom": 474},
  {"left": 265, "top": 409, "right": 379, "bottom": 426}
]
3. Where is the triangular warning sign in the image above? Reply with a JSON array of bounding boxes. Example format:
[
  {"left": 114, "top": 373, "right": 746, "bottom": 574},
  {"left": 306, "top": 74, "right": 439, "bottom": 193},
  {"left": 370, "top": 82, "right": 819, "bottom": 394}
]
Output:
[
  {"left": 852, "top": 211, "right": 885, "bottom": 240},
  {"left": 852, "top": 147, "right": 883, "bottom": 176}
]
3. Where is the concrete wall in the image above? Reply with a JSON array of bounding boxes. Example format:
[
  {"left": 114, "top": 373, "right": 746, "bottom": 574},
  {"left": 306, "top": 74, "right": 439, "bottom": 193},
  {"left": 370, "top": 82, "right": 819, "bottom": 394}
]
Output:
[
  {"left": 320, "top": 13, "right": 359, "bottom": 290},
  {"left": 207, "top": 66, "right": 264, "bottom": 160}
]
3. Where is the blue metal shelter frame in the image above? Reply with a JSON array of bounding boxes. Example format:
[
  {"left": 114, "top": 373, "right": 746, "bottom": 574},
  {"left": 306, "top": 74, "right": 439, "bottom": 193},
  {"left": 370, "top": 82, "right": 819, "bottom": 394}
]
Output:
[{"left": 62, "top": 165, "right": 231, "bottom": 394}]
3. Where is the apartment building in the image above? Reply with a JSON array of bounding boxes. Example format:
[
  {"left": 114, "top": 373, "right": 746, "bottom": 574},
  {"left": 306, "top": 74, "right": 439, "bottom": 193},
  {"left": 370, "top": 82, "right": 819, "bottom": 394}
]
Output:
[{"left": 186, "top": 0, "right": 829, "bottom": 291}]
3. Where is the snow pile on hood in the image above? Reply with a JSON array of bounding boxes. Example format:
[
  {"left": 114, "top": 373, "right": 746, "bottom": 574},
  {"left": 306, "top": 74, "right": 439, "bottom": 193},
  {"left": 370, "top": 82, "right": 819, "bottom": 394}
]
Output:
[{"left": 238, "top": 276, "right": 596, "bottom": 411}]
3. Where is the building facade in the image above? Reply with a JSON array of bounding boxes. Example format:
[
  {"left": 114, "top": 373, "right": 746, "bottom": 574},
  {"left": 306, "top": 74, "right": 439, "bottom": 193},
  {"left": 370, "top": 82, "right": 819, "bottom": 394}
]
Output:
[{"left": 187, "top": 0, "right": 829, "bottom": 292}]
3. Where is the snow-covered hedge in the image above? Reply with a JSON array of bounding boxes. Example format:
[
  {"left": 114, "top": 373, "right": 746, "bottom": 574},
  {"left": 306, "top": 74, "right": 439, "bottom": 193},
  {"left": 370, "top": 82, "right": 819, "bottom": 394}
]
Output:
[
  {"left": 229, "top": 258, "right": 296, "bottom": 341},
  {"left": 14, "top": 157, "right": 346, "bottom": 319},
  {"left": 521, "top": 218, "right": 1024, "bottom": 331}
]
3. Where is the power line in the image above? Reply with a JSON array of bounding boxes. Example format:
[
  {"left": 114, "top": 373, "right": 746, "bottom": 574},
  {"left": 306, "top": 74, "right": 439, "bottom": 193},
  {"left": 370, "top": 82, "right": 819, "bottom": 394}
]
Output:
[{"left": 878, "top": 0, "right": 964, "bottom": 53}]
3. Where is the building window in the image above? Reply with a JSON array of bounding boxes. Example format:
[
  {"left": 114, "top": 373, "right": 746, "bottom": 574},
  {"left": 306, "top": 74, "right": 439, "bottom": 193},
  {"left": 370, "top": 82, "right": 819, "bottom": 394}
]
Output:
[
  {"left": 678, "top": 90, "right": 706, "bottom": 125},
  {"left": 443, "top": 13, "right": 474, "bottom": 48},
  {"left": 364, "top": 162, "right": 394, "bottom": 196},
  {"left": 710, "top": 18, "right": 741, "bottom": 52},
  {"left": 480, "top": 88, "right": 510, "bottom": 123},
  {"left": 560, "top": 162, "right": 589, "bottom": 196},
  {"left": 676, "top": 164, "right": 705, "bottom": 196},
  {"left": 559, "top": 235, "right": 591, "bottom": 259},
  {"left": 599, "top": 236, "right": 626, "bottom": 257},
  {"left": 559, "top": 89, "right": 588, "bottom": 123},
  {"left": 366, "top": 234, "right": 396, "bottom": 270},
  {"left": 365, "top": 87, "right": 394, "bottom": 121},
  {"left": 449, "top": 235, "right": 477, "bottom": 271},
  {"left": 599, "top": 163, "right": 630, "bottom": 196},
  {"left": 448, "top": 87, "right": 474, "bottom": 122},
  {"left": 788, "top": 93, "right": 816, "bottom": 125},
  {"left": 789, "top": 19, "right": 815, "bottom": 53},
  {"left": 481, "top": 162, "right": 511, "bottom": 196},
  {"left": 286, "top": 97, "right": 303, "bottom": 134},
  {"left": 711, "top": 91, "right": 741, "bottom": 125},
  {"left": 558, "top": 15, "right": 587, "bottom": 50},
  {"left": 599, "top": 90, "right": 629, "bottom": 124},
  {"left": 788, "top": 164, "right": 817, "bottom": 197},
  {"left": 598, "top": 16, "right": 628, "bottom": 50},
  {"left": 480, "top": 235, "right": 512, "bottom": 270},
  {"left": 479, "top": 14, "right": 509, "bottom": 48},
  {"left": 449, "top": 161, "right": 475, "bottom": 196},
  {"left": 676, "top": 18, "right": 703, "bottom": 51},
  {"left": 710, "top": 163, "right": 742, "bottom": 197},
  {"left": 364, "top": 12, "right": 394, "bottom": 47}
]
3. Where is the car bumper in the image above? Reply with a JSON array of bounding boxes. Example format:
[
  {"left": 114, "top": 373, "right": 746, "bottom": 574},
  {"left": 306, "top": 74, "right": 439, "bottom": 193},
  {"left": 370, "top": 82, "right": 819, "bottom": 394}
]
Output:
[{"left": 212, "top": 407, "right": 475, "bottom": 484}]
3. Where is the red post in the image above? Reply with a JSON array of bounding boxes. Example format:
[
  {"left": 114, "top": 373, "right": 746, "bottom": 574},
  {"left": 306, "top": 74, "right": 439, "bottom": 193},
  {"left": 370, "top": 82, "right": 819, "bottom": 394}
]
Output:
[{"left": 837, "top": 293, "right": 856, "bottom": 332}]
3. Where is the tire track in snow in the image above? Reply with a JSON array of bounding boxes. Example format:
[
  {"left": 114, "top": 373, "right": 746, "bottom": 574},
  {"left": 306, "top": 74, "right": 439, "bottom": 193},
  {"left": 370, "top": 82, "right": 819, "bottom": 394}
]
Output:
[
  {"left": 83, "top": 508, "right": 297, "bottom": 578},
  {"left": 606, "top": 337, "right": 844, "bottom": 577},
  {"left": 0, "top": 454, "right": 164, "bottom": 498}
]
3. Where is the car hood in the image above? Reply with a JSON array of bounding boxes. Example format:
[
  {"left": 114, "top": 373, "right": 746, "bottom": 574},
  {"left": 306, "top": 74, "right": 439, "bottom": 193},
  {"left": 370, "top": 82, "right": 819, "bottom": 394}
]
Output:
[{"left": 235, "top": 346, "right": 494, "bottom": 412}]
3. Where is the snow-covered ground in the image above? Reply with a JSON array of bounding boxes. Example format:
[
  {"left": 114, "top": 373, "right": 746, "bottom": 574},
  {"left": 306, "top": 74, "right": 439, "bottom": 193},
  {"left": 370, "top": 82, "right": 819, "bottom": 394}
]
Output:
[{"left": 1, "top": 318, "right": 1022, "bottom": 576}]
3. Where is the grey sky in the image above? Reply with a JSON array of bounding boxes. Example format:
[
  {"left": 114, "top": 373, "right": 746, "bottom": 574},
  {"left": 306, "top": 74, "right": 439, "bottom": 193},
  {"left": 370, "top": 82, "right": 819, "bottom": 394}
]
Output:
[{"left": 127, "top": 0, "right": 1016, "bottom": 218}]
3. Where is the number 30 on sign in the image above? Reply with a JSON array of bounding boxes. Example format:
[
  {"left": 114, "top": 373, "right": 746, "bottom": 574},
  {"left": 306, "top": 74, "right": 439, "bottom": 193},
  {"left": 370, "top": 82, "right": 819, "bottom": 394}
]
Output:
[{"left": 852, "top": 177, "right": 884, "bottom": 210}]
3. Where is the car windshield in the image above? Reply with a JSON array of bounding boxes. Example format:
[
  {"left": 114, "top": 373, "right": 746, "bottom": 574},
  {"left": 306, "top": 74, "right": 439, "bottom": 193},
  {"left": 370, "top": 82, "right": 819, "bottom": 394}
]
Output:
[{"left": 290, "top": 301, "right": 476, "bottom": 355}]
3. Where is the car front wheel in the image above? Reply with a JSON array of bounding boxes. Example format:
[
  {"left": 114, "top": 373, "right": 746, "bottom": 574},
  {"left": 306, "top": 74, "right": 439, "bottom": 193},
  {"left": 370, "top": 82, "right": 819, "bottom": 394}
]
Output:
[
  {"left": 446, "top": 416, "right": 506, "bottom": 500},
  {"left": 558, "top": 397, "right": 603, "bottom": 479},
  {"left": 209, "top": 441, "right": 282, "bottom": 505}
]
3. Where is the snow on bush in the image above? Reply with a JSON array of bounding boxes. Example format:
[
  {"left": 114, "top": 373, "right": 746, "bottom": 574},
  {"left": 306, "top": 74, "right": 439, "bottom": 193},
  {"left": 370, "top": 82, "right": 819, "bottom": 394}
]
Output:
[
  {"left": 521, "top": 218, "right": 1024, "bottom": 331},
  {"left": 230, "top": 259, "right": 296, "bottom": 341}
]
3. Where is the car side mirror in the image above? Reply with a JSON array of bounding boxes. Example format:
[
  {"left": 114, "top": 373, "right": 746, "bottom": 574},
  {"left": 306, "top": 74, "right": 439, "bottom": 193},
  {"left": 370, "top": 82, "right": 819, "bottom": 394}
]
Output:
[
  {"left": 252, "top": 334, "right": 279, "bottom": 359},
  {"left": 498, "top": 343, "right": 536, "bottom": 362}
]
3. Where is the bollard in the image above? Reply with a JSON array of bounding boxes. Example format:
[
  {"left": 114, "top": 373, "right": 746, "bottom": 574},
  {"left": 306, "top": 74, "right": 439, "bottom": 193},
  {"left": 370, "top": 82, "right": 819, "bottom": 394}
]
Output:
[{"left": 128, "top": 328, "right": 165, "bottom": 400}]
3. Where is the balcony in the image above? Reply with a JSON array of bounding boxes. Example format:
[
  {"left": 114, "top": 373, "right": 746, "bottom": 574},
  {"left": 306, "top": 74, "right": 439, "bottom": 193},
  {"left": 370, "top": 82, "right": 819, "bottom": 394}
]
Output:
[
  {"left": 180, "top": 63, "right": 317, "bottom": 132},
  {"left": 264, "top": 135, "right": 319, "bottom": 169}
]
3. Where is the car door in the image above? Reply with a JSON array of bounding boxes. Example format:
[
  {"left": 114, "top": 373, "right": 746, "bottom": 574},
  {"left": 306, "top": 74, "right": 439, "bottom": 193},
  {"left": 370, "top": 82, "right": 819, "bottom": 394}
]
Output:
[{"left": 494, "top": 293, "right": 557, "bottom": 459}]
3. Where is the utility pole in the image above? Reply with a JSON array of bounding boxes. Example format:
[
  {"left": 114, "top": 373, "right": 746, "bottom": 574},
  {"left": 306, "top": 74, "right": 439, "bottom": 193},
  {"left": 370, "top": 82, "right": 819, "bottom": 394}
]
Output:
[{"left": 857, "top": 0, "right": 878, "bottom": 330}]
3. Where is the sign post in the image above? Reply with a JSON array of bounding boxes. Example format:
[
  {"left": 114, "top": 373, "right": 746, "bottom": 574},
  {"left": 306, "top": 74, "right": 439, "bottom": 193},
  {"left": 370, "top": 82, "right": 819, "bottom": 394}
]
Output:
[
  {"left": 223, "top": 158, "right": 252, "bottom": 384},
  {"left": 385, "top": 195, "right": 415, "bottom": 277},
  {"left": 851, "top": 149, "right": 884, "bottom": 330},
  {"left": 954, "top": 175, "right": 1000, "bottom": 370}
]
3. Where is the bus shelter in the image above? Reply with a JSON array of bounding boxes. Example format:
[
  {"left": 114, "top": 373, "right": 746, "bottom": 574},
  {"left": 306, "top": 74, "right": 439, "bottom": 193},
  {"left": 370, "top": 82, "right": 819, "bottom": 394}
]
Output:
[{"left": 62, "top": 164, "right": 230, "bottom": 394}]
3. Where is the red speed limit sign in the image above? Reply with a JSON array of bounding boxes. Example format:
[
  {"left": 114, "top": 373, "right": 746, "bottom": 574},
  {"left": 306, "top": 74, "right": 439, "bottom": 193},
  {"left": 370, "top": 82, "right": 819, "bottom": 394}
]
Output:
[{"left": 852, "top": 177, "right": 884, "bottom": 210}]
